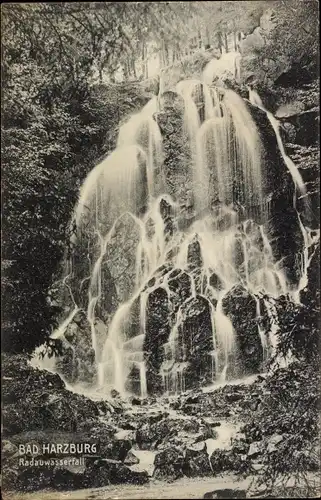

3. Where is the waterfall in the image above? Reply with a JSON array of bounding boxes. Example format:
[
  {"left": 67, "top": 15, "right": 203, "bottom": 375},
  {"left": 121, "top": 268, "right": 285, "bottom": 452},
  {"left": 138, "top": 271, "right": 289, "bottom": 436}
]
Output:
[
  {"left": 75, "top": 145, "right": 148, "bottom": 231},
  {"left": 176, "top": 80, "right": 202, "bottom": 157},
  {"left": 249, "top": 88, "right": 319, "bottom": 302},
  {"left": 44, "top": 55, "right": 317, "bottom": 398},
  {"left": 248, "top": 88, "right": 306, "bottom": 198},
  {"left": 197, "top": 116, "right": 232, "bottom": 211},
  {"left": 117, "top": 98, "right": 163, "bottom": 197},
  {"left": 223, "top": 90, "right": 264, "bottom": 216},
  {"left": 214, "top": 296, "right": 236, "bottom": 380},
  {"left": 203, "top": 51, "right": 241, "bottom": 85}
]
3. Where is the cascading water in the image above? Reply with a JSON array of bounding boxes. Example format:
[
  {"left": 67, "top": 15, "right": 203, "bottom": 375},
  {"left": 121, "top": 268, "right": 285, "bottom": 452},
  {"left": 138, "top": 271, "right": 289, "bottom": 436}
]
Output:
[
  {"left": 248, "top": 88, "right": 306, "bottom": 198},
  {"left": 203, "top": 51, "right": 242, "bottom": 86},
  {"left": 75, "top": 144, "right": 148, "bottom": 231},
  {"left": 42, "top": 58, "right": 318, "bottom": 399},
  {"left": 117, "top": 97, "right": 163, "bottom": 197},
  {"left": 248, "top": 87, "right": 320, "bottom": 303}
]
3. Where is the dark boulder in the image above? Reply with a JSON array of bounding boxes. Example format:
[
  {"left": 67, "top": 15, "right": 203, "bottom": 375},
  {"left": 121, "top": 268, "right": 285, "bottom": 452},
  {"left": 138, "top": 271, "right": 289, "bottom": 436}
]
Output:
[
  {"left": 222, "top": 285, "right": 263, "bottom": 374},
  {"left": 159, "top": 197, "right": 176, "bottom": 240},
  {"left": 56, "top": 310, "right": 97, "bottom": 385},
  {"left": 169, "top": 295, "right": 215, "bottom": 391},
  {"left": 204, "top": 489, "right": 247, "bottom": 499},
  {"left": 85, "top": 458, "right": 149, "bottom": 487},
  {"left": 153, "top": 446, "right": 184, "bottom": 480},
  {"left": 168, "top": 269, "right": 192, "bottom": 313},
  {"left": 136, "top": 418, "right": 179, "bottom": 450},
  {"left": 2, "top": 355, "right": 111, "bottom": 437},
  {"left": 279, "top": 108, "right": 318, "bottom": 147},
  {"left": 210, "top": 448, "right": 248, "bottom": 475},
  {"left": 187, "top": 235, "right": 203, "bottom": 270},
  {"left": 183, "top": 441, "right": 212, "bottom": 477},
  {"left": 144, "top": 287, "right": 171, "bottom": 394},
  {"left": 100, "top": 439, "right": 132, "bottom": 462},
  {"left": 124, "top": 450, "right": 140, "bottom": 466}
]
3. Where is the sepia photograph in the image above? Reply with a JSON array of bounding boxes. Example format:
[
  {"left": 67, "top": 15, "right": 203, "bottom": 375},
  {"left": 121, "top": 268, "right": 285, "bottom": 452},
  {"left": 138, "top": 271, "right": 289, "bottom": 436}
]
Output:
[{"left": 1, "top": 1, "right": 320, "bottom": 498}]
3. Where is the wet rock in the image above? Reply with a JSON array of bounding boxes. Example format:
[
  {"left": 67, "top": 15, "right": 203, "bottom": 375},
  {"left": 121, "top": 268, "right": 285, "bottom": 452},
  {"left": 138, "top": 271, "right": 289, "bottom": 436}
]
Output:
[
  {"left": 183, "top": 441, "right": 212, "bottom": 477},
  {"left": 231, "top": 440, "right": 250, "bottom": 455},
  {"left": 210, "top": 449, "right": 248, "bottom": 474},
  {"left": 85, "top": 458, "right": 149, "bottom": 486},
  {"left": 279, "top": 109, "right": 318, "bottom": 147},
  {"left": 130, "top": 397, "right": 142, "bottom": 406},
  {"left": 179, "top": 295, "right": 214, "bottom": 390},
  {"left": 2, "top": 440, "right": 18, "bottom": 460},
  {"left": 247, "top": 441, "right": 264, "bottom": 458},
  {"left": 124, "top": 450, "right": 140, "bottom": 466},
  {"left": 136, "top": 419, "right": 180, "bottom": 450},
  {"left": 110, "top": 389, "right": 120, "bottom": 398},
  {"left": 159, "top": 197, "right": 176, "bottom": 240},
  {"left": 185, "top": 393, "right": 203, "bottom": 405},
  {"left": 209, "top": 272, "right": 224, "bottom": 292},
  {"left": 300, "top": 241, "right": 320, "bottom": 305},
  {"left": 159, "top": 91, "right": 185, "bottom": 114},
  {"left": 265, "top": 206, "right": 304, "bottom": 287},
  {"left": 148, "top": 411, "right": 169, "bottom": 425},
  {"left": 187, "top": 235, "right": 203, "bottom": 270},
  {"left": 56, "top": 310, "right": 97, "bottom": 385},
  {"left": 105, "top": 213, "right": 143, "bottom": 303},
  {"left": 168, "top": 269, "right": 192, "bottom": 309},
  {"left": 153, "top": 446, "right": 184, "bottom": 480},
  {"left": 222, "top": 285, "right": 263, "bottom": 374},
  {"left": 100, "top": 439, "right": 132, "bottom": 462},
  {"left": 144, "top": 287, "right": 171, "bottom": 394},
  {"left": 155, "top": 111, "right": 175, "bottom": 135},
  {"left": 204, "top": 489, "right": 247, "bottom": 499},
  {"left": 2, "top": 355, "right": 111, "bottom": 437},
  {"left": 287, "top": 144, "right": 319, "bottom": 228},
  {"left": 266, "top": 434, "right": 283, "bottom": 454},
  {"left": 225, "top": 392, "right": 243, "bottom": 403}
]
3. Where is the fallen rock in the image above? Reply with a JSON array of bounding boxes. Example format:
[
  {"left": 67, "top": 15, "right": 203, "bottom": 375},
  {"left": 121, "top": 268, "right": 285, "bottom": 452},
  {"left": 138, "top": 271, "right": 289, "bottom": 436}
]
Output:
[
  {"left": 266, "top": 434, "right": 283, "bottom": 454},
  {"left": 247, "top": 441, "right": 264, "bottom": 459},
  {"left": 183, "top": 441, "right": 212, "bottom": 477},
  {"left": 100, "top": 439, "right": 132, "bottom": 462},
  {"left": 85, "top": 458, "right": 149, "bottom": 486},
  {"left": 204, "top": 489, "right": 247, "bottom": 499},
  {"left": 124, "top": 450, "right": 140, "bottom": 466},
  {"left": 210, "top": 448, "right": 248, "bottom": 474},
  {"left": 136, "top": 418, "right": 183, "bottom": 450},
  {"left": 153, "top": 446, "right": 184, "bottom": 480},
  {"left": 2, "top": 440, "right": 18, "bottom": 460}
]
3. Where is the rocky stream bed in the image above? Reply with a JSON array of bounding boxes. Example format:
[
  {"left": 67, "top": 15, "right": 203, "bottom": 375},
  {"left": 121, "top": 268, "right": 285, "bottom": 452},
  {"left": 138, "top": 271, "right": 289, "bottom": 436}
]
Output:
[{"left": 2, "top": 354, "right": 320, "bottom": 499}]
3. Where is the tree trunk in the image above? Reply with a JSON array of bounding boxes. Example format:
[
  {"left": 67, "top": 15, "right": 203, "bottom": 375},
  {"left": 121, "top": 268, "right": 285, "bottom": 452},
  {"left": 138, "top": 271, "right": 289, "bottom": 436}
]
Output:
[
  {"left": 224, "top": 32, "right": 229, "bottom": 53},
  {"left": 142, "top": 40, "right": 148, "bottom": 79},
  {"left": 142, "top": 40, "right": 145, "bottom": 77},
  {"left": 131, "top": 58, "right": 137, "bottom": 79},
  {"left": 217, "top": 32, "right": 223, "bottom": 54},
  {"left": 164, "top": 42, "right": 169, "bottom": 66},
  {"left": 198, "top": 27, "right": 202, "bottom": 49},
  {"left": 205, "top": 26, "right": 211, "bottom": 49},
  {"left": 233, "top": 31, "right": 237, "bottom": 52}
]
